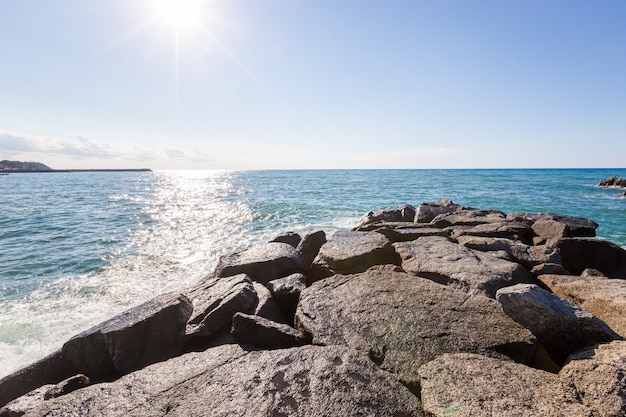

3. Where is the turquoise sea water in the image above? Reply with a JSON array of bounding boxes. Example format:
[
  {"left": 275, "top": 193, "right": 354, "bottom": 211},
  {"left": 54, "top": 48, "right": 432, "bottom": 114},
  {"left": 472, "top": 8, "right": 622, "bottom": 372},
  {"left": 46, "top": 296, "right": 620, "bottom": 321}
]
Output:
[{"left": 1, "top": 169, "right": 625, "bottom": 377}]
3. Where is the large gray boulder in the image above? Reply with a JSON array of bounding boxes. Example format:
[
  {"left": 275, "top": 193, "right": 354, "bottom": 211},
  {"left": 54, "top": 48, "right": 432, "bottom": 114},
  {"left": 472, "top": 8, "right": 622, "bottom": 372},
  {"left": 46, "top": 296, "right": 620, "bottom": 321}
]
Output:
[
  {"left": 538, "top": 274, "right": 626, "bottom": 338},
  {"left": 496, "top": 284, "right": 622, "bottom": 364},
  {"left": 560, "top": 341, "right": 626, "bottom": 417},
  {"left": 61, "top": 292, "right": 193, "bottom": 379},
  {"left": 555, "top": 238, "right": 626, "bottom": 278},
  {"left": 0, "top": 350, "right": 78, "bottom": 409},
  {"left": 315, "top": 231, "right": 396, "bottom": 274},
  {"left": 184, "top": 274, "right": 257, "bottom": 339},
  {"left": 11, "top": 344, "right": 425, "bottom": 417},
  {"left": 394, "top": 236, "right": 533, "bottom": 298},
  {"left": 415, "top": 198, "right": 462, "bottom": 223},
  {"left": 418, "top": 353, "right": 592, "bottom": 417},
  {"left": 456, "top": 236, "right": 561, "bottom": 269},
  {"left": 355, "top": 204, "right": 416, "bottom": 228},
  {"left": 295, "top": 230, "right": 326, "bottom": 269},
  {"left": 295, "top": 265, "right": 537, "bottom": 390},
  {"left": 250, "top": 282, "right": 287, "bottom": 324},
  {"left": 215, "top": 242, "right": 304, "bottom": 285},
  {"left": 446, "top": 220, "right": 533, "bottom": 243},
  {"left": 507, "top": 212, "right": 598, "bottom": 237}
]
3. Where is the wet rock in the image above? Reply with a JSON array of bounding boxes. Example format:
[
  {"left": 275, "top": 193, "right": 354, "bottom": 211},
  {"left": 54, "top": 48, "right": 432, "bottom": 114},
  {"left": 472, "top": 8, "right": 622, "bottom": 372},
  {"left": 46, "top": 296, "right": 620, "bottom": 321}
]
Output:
[
  {"left": 231, "top": 313, "right": 310, "bottom": 349},
  {"left": 185, "top": 274, "right": 257, "bottom": 339},
  {"left": 496, "top": 284, "right": 621, "bottom": 364},
  {"left": 270, "top": 231, "right": 301, "bottom": 248},
  {"left": 355, "top": 204, "right": 416, "bottom": 228},
  {"left": 215, "top": 242, "right": 305, "bottom": 285},
  {"left": 315, "top": 231, "right": 396, "bottom": 274},
  {"left": 267, "top": 273, "right": 307, "bottom": 321},
  {"left": 456, "top": 236, "right": 561, "bottom": 269},
  {"left": 62, "top": 292, "right": 192, "bottom": 380},
  {"left": 415, "top": 198, "right": 462, "bottom": 223},
  {"left": 418, "top": 353, "right": 592, "bottom": 417},
  {"left": 555, "top": 238, "right": 626, "bottom": 278},
  {"left": 16, "top": 344, "right": 425, "bottom": 417},
  {"left": 0, "top": 350, "right": 78, "bottom": 410},
  {"left": 394, "top": 236, "right": 533, "bottom": 298},
  {"left": 560, "top": 341, "right": 626, "bottom": 417},
  {"left": 296, "top": 230, "right": 326, "bottom": 269},
  {"left": 538, "top": 274, "right": 626, "bottom": 337},
  {"left": 296, "top": 265, "right": 537, "bottom": 389}
]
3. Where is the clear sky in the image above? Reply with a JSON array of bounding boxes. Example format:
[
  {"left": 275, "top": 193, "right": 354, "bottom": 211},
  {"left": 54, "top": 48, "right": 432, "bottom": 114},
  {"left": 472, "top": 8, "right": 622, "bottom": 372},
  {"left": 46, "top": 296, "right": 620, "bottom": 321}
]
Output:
[{"left": 0, "top": 0, "right": 624, "bottom": 170}]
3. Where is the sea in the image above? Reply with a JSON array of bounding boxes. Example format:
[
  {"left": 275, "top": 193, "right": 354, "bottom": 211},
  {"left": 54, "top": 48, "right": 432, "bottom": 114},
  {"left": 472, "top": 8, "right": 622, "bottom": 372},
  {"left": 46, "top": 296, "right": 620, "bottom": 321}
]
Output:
[{"left": 1, "top": 168, "right": 625, "bottom": 378}]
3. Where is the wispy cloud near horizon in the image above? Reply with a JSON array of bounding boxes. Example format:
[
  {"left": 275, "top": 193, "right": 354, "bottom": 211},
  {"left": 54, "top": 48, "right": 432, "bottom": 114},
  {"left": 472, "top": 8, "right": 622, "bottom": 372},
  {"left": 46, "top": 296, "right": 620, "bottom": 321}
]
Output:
[{"left": 0, "top": 129, "right": 215, "bottom": 168}]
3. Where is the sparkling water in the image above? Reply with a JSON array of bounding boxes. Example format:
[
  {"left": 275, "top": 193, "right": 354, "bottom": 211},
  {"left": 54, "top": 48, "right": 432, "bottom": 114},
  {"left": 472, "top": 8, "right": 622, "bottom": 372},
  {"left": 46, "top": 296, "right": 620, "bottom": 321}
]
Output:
[{"left": 1, "top": 169, "right": 625, "bottom": 377}]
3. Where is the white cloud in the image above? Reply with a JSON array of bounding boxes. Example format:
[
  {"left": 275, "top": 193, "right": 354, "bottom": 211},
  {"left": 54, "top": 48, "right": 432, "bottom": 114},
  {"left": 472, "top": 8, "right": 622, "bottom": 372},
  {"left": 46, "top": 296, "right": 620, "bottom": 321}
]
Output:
[{"left": 0, "top": 129, "right": 216, "bottom": 168}]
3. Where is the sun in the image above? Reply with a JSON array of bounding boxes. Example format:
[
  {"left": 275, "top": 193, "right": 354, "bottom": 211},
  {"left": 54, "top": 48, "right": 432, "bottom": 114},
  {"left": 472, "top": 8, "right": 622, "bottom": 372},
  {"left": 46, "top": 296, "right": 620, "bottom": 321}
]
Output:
[{"left": 154, "top": 0, "right": 204, "bottom": 32}]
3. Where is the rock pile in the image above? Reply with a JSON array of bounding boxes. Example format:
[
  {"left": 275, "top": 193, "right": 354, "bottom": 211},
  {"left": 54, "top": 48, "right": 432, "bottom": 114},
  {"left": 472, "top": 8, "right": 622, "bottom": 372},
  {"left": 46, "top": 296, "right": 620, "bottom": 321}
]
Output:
[
  {"left": 2, "top": 199, "right": 626, "bottom": 416},
  {"left": 598, "top": 176, "right": 626, "bottom": 197}
]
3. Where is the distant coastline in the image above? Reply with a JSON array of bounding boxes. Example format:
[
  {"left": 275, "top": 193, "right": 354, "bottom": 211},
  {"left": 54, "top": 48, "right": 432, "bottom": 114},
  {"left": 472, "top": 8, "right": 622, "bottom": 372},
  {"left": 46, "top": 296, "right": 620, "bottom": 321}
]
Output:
[{"left": 0, "top": 160, "right": 151, "bottom": 173}]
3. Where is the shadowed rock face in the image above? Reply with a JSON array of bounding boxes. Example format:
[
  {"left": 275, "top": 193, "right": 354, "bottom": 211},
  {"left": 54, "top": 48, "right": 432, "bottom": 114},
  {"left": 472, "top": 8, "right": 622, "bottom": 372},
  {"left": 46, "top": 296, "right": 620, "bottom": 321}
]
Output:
[
  {"left": 296, "top": 265, "right": 537, "bottom": 389},
  {"left": 394, "top": 236, "right": 533, "bottom": 298},
  {"left": 61, "top": 292, "right": 193, "bottom": 380},
  {"left": 418, "top": 353, "right": 593, "bottom": 417},
  {"left": 539, "top": 274, "right": 626, "bottom": 338},
  {"left": 10, "top": 345, "right": 425, "bottom": 417},
  {"left": 496, "top": 284, "right": 622, "bottom": 365},
  {"left": 555, "top": 238, "right": 626, "bottom": 278}
]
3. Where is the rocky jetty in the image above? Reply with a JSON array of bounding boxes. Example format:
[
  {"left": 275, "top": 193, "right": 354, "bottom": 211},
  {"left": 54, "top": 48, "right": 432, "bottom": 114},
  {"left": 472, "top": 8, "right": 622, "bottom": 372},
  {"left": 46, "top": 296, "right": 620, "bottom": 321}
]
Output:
[{"left": 2, "top": 199, "right": 626, "bottom": 416}]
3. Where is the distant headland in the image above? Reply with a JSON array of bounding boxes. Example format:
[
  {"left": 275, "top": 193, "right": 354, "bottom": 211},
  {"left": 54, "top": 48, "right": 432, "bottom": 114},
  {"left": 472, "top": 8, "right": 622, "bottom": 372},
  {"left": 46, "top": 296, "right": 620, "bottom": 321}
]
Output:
[{"left": 0, "top": 160, "right": 151, "bottom": 173}]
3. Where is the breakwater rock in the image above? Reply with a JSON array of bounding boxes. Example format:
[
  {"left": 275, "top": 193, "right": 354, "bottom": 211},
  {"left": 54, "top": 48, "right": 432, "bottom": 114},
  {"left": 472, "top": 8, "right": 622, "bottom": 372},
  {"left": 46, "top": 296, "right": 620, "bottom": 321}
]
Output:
[
  {"left": 598, "top": 177, "right": 626, "bottom": 188},
  {"left": 2, "top": 199, "right": 626, "bottom": 416}
]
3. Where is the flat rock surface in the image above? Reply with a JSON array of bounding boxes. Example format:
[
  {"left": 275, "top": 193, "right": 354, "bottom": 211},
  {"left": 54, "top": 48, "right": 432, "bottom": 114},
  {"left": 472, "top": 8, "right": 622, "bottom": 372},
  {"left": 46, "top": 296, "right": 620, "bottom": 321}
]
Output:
[
  {"left": 315, "top": 231, "right": 396, "bottom": 274},
  {"left": 560, "top": 341, "right": 626, "bottom": 417},
  {"left": 15, "top": 344, "right": 425, "bottom": 417},
  {"left": 215, "top": 242, "right": 304, "bottom": 284},
  {"left": 539, "top": 274, "right": 626, "bottom": 338},
  {"left": 418, "top": 353, "right": 592, "bottom": 417},
  {"left": 295, "top": 265, "right": 537, "bottom": 388},
  {"left": 394, "top": 236, "right": 533, "bottom": 298},
  {"left": 496, "top": 284, "right": 621, "bottom": 364}
]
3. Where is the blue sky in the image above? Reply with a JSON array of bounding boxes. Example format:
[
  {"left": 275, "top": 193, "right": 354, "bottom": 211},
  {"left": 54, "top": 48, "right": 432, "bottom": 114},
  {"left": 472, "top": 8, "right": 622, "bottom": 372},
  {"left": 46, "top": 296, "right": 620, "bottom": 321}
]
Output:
[{"left": 0, "top": 0, "right": 624, "bottom": 169}]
